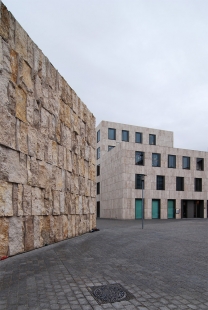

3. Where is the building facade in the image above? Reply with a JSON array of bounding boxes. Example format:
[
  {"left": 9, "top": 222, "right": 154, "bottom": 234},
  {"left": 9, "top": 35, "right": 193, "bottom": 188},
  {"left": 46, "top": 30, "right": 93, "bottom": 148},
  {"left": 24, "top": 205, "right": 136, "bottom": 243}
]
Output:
[{"left": 96, "top": 121, "right": 208, "bottom": 220}]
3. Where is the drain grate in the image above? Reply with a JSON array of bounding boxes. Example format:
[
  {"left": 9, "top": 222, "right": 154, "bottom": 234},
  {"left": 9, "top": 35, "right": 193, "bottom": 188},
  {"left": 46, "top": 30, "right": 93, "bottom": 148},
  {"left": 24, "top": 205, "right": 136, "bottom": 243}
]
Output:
[{"left": 88, "top": 283, "right": 135, "bottom": 304}]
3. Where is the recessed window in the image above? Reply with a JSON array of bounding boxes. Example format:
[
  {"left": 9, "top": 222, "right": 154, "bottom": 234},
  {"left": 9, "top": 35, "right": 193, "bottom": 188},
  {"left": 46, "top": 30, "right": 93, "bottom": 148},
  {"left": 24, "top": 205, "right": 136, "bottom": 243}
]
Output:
[
  {"left": 108, "top": 128, "right": 116, "bottom": 140},
  {"left": 97, "top": 147, "right": 100, "bottom": 159},
  {"left": 97, "top": 130, "right": 100, "bottom": 143},
  {"left": 135, "top": 151, "right": 144, "bottom": 166},
  {"left": 135, "top": 132, "right": 142, "bottom": 143},
  {"left": 97, "top": 182, "right": 100, "bottom": 195},
  {"left": 182, "top": 156, "right": 190, "bottom": 169},
  {"left": 122, "top": 130, "right": 129, "bottom": 142},
  {"left": 135, "top": 174, "right": 145, "bottom": 189},
  {"left": 176, "top": 177, "right": 184, "bottom": 191},
  {"left": 152, "top": 153, "right": 161, "bottom": 167},
  {"left": 157, "top": 176, "right": 165, "bottom": 190},
  {"left": 168, "top": 155, "right": 176, "bottom": 168},
  {"left": 108, "top": 145, "right": 115, "bottom": 151},
  {"left": 195, "top": 178, "right": 202, "bottom": 192},
  {"left": 196, "top": 158, "right": 204, "bottom": 171},
  {"left": 149, "top": 134, "right": 156, "bottom": 145},
  {"left": 97, "top": 165, "right": 100, "bottom": 176}
]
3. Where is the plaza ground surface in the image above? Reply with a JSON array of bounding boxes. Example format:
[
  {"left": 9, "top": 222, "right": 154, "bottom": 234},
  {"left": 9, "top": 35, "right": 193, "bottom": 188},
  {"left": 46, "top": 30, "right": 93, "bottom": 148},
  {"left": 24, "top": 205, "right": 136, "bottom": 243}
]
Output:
[{"left": 0, "top": 219, "right": 208, "bottom": 310}]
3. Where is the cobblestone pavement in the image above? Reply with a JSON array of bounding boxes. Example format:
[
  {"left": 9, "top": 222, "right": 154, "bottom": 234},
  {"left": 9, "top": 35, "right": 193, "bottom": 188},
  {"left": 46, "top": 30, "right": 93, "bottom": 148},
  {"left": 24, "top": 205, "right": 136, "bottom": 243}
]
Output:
[{"left": 0, "top": 219, "right": 208, "bottom": 310}]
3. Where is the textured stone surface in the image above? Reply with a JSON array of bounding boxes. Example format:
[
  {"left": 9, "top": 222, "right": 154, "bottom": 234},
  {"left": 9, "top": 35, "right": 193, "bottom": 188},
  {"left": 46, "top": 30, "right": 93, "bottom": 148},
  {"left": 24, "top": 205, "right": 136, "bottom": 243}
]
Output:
[
  {"left": 9, "top": 216, "right": 24, "bottom": 256},
  {"left": 0, "top": 217, "right": 9, "bottom": 257},
  {"left": 0, "top": 2, "right": 96, "bottom": 257},
  {"left": 0, "top": 181, "right": 13, "bottom": 216}
]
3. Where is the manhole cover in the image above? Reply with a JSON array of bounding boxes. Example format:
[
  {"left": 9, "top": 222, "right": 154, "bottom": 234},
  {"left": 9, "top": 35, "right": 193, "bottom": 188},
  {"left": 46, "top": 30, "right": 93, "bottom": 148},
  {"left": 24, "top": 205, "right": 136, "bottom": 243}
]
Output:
[{"left": 88, "top": 283, "right": 135, "bottom": 304}]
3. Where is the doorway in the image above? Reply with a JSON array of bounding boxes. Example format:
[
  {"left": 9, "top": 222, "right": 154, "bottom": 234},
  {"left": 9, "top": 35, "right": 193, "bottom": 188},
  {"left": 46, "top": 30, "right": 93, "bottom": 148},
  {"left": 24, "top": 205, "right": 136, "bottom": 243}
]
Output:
[
  {"left": 152, "top": 199, "right": 160, "bottom": 219},
  {"left": 135, "top": 199, "right": 142, "bottom": 219},
  {"left": 168, "top": 200, "right": 175, "bottom": 219},
  {"left": 182, "top": 200, "right": 204, "bottom": 218},
  {"left": 97, "top": 201, "right": 100, "bottom": 218}
]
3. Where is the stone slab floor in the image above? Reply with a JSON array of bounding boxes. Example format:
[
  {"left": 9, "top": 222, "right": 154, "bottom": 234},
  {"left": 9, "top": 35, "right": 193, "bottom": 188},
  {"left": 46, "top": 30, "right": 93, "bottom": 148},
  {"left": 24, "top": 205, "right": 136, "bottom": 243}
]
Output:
[{"left": 0, "top": 219, "right": 208, "bottom": 310}]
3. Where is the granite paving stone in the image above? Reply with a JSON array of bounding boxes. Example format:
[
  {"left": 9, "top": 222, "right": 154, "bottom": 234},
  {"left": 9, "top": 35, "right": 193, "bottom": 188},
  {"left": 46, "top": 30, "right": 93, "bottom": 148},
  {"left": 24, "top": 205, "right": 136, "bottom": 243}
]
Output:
[{"left": 0, "top": 219, "right": 207, "bottom": 309}]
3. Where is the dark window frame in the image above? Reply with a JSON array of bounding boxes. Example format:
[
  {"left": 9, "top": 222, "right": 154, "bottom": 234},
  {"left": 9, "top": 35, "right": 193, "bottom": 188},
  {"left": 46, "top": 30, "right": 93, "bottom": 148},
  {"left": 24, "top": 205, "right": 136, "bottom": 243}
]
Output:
[
  {"left": 97, "top": 147, "right": 100, "bottom": 159},
  {"left": 176, "top": 177, "right": 184, "bottom": 191},
  {"left": 149, "top": 134, "right": 156, "bottom": 145},
  {"left": 157, "top": 175, "right": 165, "bottom": 190},
  {"left": 195, "top": 178, "right": 202, "bottom": 192},
  {"left": 135, "top": 151, "right": 144, "bottom": 166},
  {"left": 97, "top": 182, "right": 100, "bottom": 195},
  {"left": 97, "top": 130, "right": 100, "bottom": 143},
  {"left": 168, "top": 154, "right": 176, "bottom": 168},
  {"left": 135, "top": 132, "right": 142, "bottom": 143},
  {"left": 108, "top": 145, "right": 115, "bottom": 152},
  {"left": 152, "top": 153, "right": 161, "bottom": 167},
  {"left": 108, "top": 128, "right": 116, "bottom": 140},
  {"left": 97, "top": 165, "right": 100, "bottom": 176},
  {"left": 182, "top": 156, "right": 190, "bottom": 169},
  {"left": 135, "top": 174, "right": 145, "bottom": 189},
  {"left": 196, "top": 158, "right": 204, "bottom": 171},
  {"left": 122, "top": 130, "right": 129, "bottom": 142}
]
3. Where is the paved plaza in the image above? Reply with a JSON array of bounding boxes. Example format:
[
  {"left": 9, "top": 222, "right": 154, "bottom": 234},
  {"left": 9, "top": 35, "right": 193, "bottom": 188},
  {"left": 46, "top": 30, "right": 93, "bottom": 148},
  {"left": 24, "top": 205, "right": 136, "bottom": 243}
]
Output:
[{"left": 0, "top": 219, "right": 208, "bottom": 310}]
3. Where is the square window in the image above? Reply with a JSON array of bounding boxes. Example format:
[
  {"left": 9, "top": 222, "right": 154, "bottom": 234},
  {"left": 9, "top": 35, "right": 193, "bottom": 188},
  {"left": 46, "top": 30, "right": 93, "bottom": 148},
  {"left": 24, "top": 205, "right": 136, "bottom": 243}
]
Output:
[
  {"left": 149, "top": 134, "right": 156, "bottom": 145},
  {"left": 108, "top": 128, "right": 116, "bottom": 140},
  {"left": 157, "top": 176, "right": 165, "bottom": 190},
  {"left": 97, "top": 130, "right": 100, "bottom": 143},
  {"left": 97, "top": 147, "right": 100, "bottom": 159},
  {"left": 97, "top": 182, "right": 100, "bottom": 195},
  {"left": 196, "top": 158, "right": 204, "bottom": 171},
  {"left": 176, "top": 177, "right": 184, "bottom": 191},
  {"left": 97, "top": 165, "right": 100, "bottom": 176},
  {"left": 135, "top": 174, "right": 145, "bottom": 189},
  {"left": 195, "top": 178, "right": 202, "bottom": 192},
  {"left": 135, "top": 151, "right": 144, "bottom": 165},
  {"left": 108, "top": 145, "right": 115, "bottom": 151},
  {"left": 135, "top": 132, "right": 142, "bottom": 143},
  {"left": 168, "top": 155, "right": 176, "bottom": 168},
  {"left": 152, "top": 153, "right": 161, "bottom": 167},
  {"left": 182, "top": 156, "right": 190, "bottom": 169},
  {"left": 122, "top": 130, "right": 129, "bottom": 142}
]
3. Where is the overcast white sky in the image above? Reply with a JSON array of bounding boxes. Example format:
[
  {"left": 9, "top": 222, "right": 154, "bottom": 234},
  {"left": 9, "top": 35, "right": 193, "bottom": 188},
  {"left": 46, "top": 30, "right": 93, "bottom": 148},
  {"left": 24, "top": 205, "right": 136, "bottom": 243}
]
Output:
[{"left": 3, "top": 0, "right": 208, "bottom": 151}]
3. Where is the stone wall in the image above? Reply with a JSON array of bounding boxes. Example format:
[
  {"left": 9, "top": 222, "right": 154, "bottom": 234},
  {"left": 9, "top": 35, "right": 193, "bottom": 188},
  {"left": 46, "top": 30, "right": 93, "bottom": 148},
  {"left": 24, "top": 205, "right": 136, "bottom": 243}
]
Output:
[{"left": 0, "top": 2, "right": 96, "bottom": 257}]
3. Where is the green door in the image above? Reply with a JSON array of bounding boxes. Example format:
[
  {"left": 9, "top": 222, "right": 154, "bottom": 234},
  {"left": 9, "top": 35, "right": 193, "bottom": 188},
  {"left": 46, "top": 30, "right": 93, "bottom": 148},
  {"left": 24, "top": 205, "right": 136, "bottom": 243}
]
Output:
[
  {"left": 152, "top": 200, "right": 160, "bottom": 219},
  {"left": 168, "top": 200, "right": 175, "bottom": 219},
  {"left": 135, "top": 199, "right": 142, "bottom": 219}
]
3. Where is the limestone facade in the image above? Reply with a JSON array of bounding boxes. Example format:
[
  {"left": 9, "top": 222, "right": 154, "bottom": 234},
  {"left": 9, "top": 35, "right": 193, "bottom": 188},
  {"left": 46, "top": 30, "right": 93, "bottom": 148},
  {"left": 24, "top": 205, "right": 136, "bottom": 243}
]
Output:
[
  {"left": 0, "top": 2, "right": 96, "bottom": 258},
  {"left": 96, "top": 121, "right": 208, "bottom": 220}
]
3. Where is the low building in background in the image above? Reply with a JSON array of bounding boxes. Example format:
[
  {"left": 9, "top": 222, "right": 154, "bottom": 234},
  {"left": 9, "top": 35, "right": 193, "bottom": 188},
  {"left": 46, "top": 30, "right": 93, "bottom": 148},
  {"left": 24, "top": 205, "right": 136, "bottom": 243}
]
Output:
[{"left": 96, "top": 121, "right": 208, "bottom": 220}]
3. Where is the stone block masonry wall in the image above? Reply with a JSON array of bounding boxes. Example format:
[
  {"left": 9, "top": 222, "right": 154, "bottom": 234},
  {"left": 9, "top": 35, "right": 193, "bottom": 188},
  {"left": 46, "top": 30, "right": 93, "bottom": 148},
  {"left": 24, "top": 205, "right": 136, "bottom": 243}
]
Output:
[{"left": 0, "top": 2, "right": 96, "bottom": 257}]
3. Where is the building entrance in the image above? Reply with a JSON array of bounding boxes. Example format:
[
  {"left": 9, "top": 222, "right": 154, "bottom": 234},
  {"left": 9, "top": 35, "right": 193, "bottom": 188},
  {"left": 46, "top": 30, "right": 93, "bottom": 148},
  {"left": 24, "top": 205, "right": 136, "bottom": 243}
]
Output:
[{"left": 182, "top": 200, "right": 204, "bottom": 218}]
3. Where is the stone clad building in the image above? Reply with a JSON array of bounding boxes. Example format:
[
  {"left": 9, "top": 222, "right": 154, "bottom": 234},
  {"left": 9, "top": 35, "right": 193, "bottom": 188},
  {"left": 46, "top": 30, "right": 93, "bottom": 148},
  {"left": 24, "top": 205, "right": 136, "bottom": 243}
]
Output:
[
  {"left": 96, "top": 121, "right": 208, "bottom": 220},
  {"left": 0, "top": 2, "right": 96, "bottom": 258}
]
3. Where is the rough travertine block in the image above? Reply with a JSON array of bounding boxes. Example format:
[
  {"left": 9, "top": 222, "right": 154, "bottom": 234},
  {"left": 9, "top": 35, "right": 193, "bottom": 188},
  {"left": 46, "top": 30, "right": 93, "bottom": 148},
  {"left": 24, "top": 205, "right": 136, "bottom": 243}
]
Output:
[
  {"left": 62, "top": 215, "right": 68, "bottom": 239},
  {"left": 22, "top": 185, "right": 32, "bottom": 215},
  {"left": 0, "top": 181, "right": 13, "bottom": 216},
  {"left": 0, "top": 105, "right": 16, "bottom": 150},
  {"left": 53, "top": 190, "right": 60, "bottom": 215},
  {"left": 15, "top": 21, "right": 27, "bottom": 59},
  {"left": 0, "top": 2, "right": 96, "bottom": 257},
  {"left": 0, "top": 217, "right": 9, "bottom": 257},
  {"left": 0, "top": 3, "right": 10, "bottom": 41},
  {"left": 24, "top": 215, "right": 34, "bottom": 251},
  {"left": 32, "top": 187, "right": 44, "bottom": 215},
  {"left": 9, "top": 216, "right": 24, "bottom": 256},
  {"left": 0, "top": 146, "right": 27, "bottom": 184},
  {"left": 16, "top": 119, "right": 28, "bottom": 154}
]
